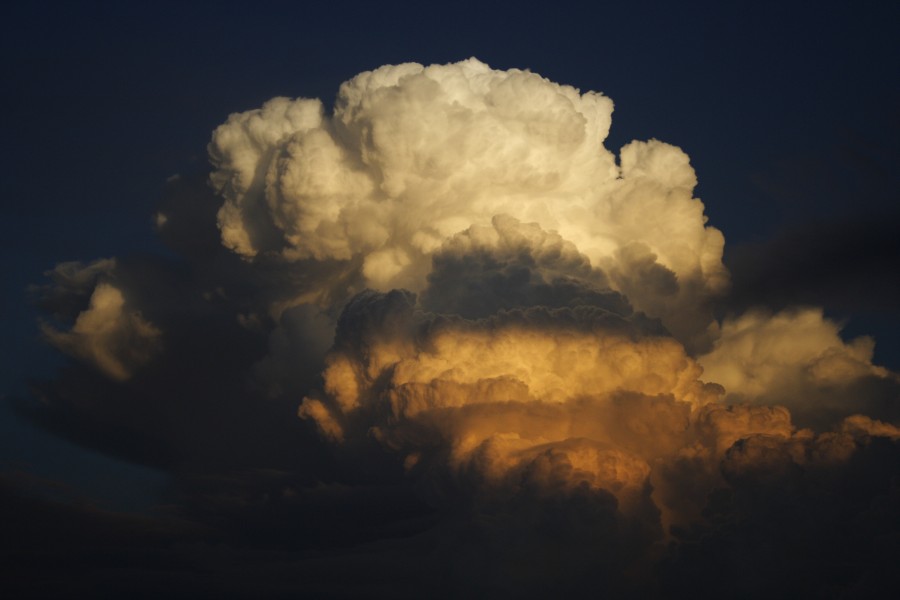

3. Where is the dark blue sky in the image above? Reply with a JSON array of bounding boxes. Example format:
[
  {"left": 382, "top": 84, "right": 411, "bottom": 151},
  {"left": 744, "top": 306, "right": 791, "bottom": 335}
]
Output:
[{"left": 1, "top": 0, "right": 898, "bottom": 523}]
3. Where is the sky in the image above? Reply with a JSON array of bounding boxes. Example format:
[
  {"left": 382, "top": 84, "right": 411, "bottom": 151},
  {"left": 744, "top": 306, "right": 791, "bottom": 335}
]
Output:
[{"left": 2, "top": 1, "right": 899, "bottom": 597}]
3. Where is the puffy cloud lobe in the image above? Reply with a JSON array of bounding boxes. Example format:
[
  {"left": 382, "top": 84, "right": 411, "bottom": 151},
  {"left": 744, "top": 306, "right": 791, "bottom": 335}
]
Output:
[
  {"left": 301, "top": 288, "right": 900, "bottom": 539},
  {"left": 42, "top": 281, "right": 161, "bottom": 381},
  {"left": 698, "top": 308, "right": 900, "bottom": 428},
  {"left": 700, "top": 308, "right": 887, "bottom": 396},
  {"left": 302, "top": 291, "right": 825, "bottom": 532},
  {"left": 421, "top": 214, "right": 630, "bottom": 319},
  {"left": 209, "top": 96, "right": 331, "bottom": 258},
  {"left": 302, "top": 291, "right": 712, "bottom": 420},
  {"left": 209, "top": 59, "right": 727, "bottom": 348}
]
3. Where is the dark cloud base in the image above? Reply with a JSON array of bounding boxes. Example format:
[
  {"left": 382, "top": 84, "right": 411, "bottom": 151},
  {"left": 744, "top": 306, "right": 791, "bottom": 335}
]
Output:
[{"left": 3, "top": 439, "right": 898, "bottom": 599}]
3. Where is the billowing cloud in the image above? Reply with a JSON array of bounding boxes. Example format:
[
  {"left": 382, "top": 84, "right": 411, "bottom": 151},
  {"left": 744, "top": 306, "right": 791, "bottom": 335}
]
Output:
[
  {"left": 298, "top": 289, "right": 898, "bottom": 546},
  {"left": 421, "top": 214, "right": 630, "bottom": 319},
  {"left": 40, "top": 264, "right": 161, "bottom": 381},
  {"left": 208, "top": 58, "right": 727, "bottom": 350},
  {"left": 698, "top": 308, "right": 900, "bottom": 428},
  {"left": 16, "top": 58, "right": 900, "bottom": 597}
]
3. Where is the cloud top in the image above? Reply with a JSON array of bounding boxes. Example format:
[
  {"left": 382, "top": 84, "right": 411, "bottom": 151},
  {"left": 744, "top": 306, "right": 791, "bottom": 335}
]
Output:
[{"left": 209, "top": 58, "right": 727, "bottom": 348}]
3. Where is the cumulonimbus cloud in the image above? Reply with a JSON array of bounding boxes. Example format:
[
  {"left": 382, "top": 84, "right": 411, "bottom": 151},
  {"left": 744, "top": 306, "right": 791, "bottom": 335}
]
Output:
[{"left": 25, "top": 58, "right": 900, "bottom": 596}]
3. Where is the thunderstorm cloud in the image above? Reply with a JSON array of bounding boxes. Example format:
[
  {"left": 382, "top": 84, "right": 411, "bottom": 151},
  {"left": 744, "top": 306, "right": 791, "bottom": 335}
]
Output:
[{"left": 12, "top": 59, "right": 899, "bottom": 598}]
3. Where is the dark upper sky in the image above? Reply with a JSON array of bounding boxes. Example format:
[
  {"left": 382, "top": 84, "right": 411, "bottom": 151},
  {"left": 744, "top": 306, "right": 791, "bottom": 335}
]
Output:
[{"left": 1, "top": 1, "right": 898, "bottom": 596}]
